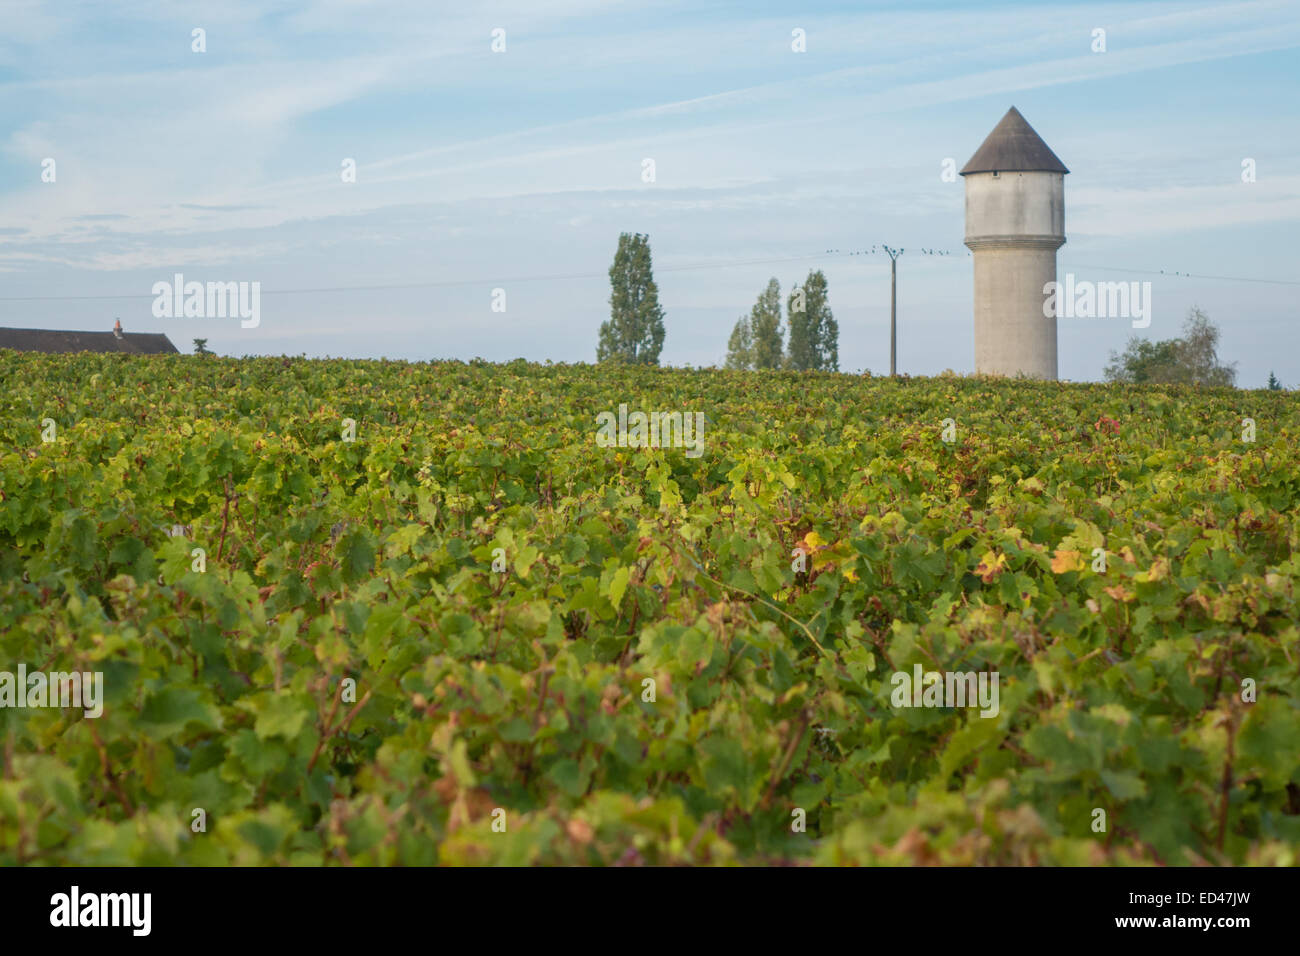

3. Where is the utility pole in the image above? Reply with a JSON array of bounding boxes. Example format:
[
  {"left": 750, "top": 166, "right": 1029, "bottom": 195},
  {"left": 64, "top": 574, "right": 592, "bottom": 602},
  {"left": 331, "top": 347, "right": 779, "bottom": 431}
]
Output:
[{"left": 882, "top": 246, "right": 903, "bottom": 376}]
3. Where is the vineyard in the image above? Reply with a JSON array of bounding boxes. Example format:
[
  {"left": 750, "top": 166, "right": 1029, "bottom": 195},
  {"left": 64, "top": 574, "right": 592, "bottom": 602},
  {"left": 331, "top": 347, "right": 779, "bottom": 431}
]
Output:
[{"left": 1, "top": 351, "right": 1297, "bottom": 866}]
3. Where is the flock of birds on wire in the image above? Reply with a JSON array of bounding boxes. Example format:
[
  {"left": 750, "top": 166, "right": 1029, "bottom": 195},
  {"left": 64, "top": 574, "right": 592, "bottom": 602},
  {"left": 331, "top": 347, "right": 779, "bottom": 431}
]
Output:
[
  {"left": 822, "top": 246, "right": 967, "bottom": 257},
  {"left": 819, "top": 249, "right": 1205, "bottom": 278}
]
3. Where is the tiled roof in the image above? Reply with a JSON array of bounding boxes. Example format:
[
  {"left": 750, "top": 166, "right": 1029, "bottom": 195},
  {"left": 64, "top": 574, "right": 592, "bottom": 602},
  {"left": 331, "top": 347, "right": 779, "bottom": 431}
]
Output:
[
  {"left": 0, "top": 327, "right": 179, "bottom": 354},
  {"left": 961, "top": 107, "right": 1069, "bottom": 175}
]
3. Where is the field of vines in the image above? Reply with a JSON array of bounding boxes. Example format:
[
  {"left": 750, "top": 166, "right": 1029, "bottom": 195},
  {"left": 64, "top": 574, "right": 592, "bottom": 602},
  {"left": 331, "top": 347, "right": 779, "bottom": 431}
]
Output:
[{"left": 1, "top": 351, "right": 1297, "bottom": 866}]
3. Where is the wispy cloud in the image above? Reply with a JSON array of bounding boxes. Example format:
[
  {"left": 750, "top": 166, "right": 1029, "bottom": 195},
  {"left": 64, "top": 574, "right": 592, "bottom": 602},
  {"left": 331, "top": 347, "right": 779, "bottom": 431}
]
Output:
[{"left": 0, "top": 0, "right": 1295, "bottom": 384}]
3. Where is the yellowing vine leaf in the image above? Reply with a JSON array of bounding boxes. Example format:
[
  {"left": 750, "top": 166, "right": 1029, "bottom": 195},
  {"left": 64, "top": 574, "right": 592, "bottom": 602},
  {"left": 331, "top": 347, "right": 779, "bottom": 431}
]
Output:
[
  {"left": 1050, "top": 549, "right": 1084, "bottom": 574},
  {"left": 974, "top": 550, "right": 1008, "bottom": 582}
]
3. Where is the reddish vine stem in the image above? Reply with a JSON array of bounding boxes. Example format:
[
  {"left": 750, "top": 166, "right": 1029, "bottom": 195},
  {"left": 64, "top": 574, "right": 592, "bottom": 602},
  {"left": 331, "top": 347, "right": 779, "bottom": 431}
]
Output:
[
  {"left": 216, "top": 476, "right": 234, "bottom": 562},
  {"left": 306, "top": 681, "right": 345, "bottom": 774},
  {"left": 1216, "top": 710, "right": 1238, "bottom": 854},
  {"left": 534, "top": 668, "right": 552, "bottom": 731},
  {"left": 762, "top": 711, "right": 811, "bottom": 810},
  {"left": 336, "top": 690, "right": 372, "bottom": 737},
  {"left": 307, "top": 687, "right": 373, "bottom": 774},
  {"left": 89, "top": 722, "right": 134, "bottom": 816}
]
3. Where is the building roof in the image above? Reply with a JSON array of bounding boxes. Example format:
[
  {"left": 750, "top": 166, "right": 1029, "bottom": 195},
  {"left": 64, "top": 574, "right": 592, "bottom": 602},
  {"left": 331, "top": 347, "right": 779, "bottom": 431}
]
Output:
[
  {"left": 0, "top": 327, "right": 179, "bottom": 354},
  {"left": 960, "top": 107, "right": 1069, "bottom": 176}
]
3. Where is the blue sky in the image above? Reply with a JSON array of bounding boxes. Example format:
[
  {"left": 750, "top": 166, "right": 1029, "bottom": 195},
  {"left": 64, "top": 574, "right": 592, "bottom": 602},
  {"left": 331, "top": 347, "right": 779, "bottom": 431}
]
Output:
[{"left": 1, "top": 0, "right": 1297, "bottom": 384}]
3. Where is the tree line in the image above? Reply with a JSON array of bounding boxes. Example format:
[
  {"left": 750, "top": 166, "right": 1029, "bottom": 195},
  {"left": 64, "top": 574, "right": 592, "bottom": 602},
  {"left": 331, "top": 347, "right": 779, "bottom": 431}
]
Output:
[
  {"left": 724, "top": 273, "right": 839, "bottom": 372},
  {"left": 595, "top": 232, "right": 839, "bottom": 371},
  {"left": 596, "top": 233, "right": 1266, "bottom": 389}
]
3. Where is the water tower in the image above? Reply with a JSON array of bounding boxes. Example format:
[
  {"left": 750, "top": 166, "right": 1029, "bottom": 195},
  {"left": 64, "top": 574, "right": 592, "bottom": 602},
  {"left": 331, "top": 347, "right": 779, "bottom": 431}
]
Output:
[{"left": 961, "top": 107, "right": 1068, "bottom": 379}]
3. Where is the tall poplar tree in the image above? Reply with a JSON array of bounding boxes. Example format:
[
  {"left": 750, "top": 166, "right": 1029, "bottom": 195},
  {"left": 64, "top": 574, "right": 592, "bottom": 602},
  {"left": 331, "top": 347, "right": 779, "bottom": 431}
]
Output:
[
  {"left": 749, "top": 277, "right": 784, "bottom": 369},
  {"left": 786, "top": 281, "right": 813, "bottom": 371},
  {"left": 725, "top": 316, "right": 753, "bottom": 369},
  {"left": 597, "top": 232, "right": 666, "bottom": 365},
  {"left": 806, "top": 270, "right": 839, "bottom": 372},
  {"left": 785, "top": 270, "right": 837, "bottom": 371}
]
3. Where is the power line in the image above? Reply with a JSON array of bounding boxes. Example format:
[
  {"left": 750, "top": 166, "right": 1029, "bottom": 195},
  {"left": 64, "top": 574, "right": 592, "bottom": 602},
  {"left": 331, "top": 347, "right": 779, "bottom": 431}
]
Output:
[
  {"left": 0, "top": 248, "right": 1296, "bottom": 303},
  {"left": 1063, "top": 263, "right": 1300, "bottom": 287}
]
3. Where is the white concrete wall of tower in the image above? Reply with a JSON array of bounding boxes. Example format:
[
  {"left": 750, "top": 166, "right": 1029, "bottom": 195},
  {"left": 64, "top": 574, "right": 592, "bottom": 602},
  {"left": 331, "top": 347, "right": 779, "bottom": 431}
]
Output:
[
  {"left": 963, "top": 170, "right": 1064, "bottom": 237},
  {"left": 964, "top": 170, "right": 1065, "bottom": 380},
  {"left": 970, "top": 245, "right": 1060, "bottom": 379}
]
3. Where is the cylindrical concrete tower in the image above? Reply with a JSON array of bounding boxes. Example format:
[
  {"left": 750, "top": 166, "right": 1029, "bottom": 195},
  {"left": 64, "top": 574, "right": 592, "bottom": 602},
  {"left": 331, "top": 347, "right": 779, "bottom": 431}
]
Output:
[{"left": 961, "top": 107, "right": 1068, "bottom": 379}]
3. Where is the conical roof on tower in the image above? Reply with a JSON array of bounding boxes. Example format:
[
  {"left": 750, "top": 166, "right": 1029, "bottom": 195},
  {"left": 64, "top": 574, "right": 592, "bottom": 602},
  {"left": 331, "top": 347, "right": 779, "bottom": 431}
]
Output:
[{"left": 960, "top": 106, "right": 1069, "bottom": 176}]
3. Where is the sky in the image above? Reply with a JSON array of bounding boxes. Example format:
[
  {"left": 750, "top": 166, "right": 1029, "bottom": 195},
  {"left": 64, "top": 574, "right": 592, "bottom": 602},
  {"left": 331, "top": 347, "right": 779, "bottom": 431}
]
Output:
[{"left": 0, "top": 0, "right": 1297, "bottom": 385}]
